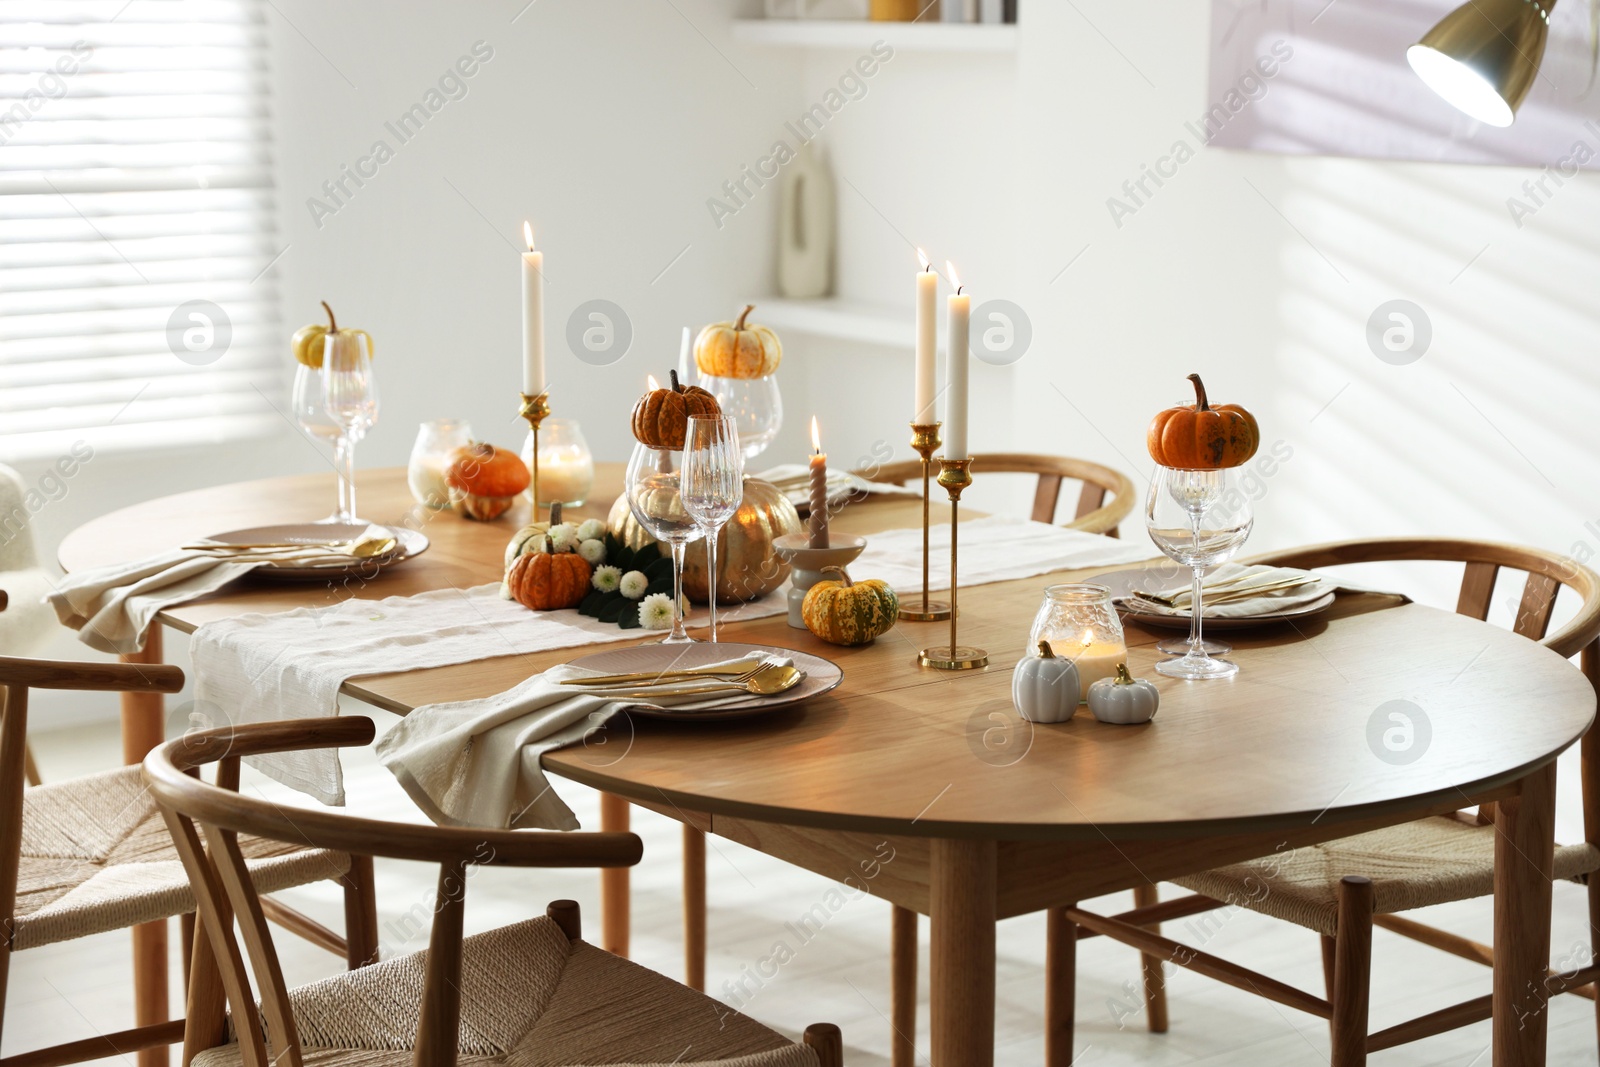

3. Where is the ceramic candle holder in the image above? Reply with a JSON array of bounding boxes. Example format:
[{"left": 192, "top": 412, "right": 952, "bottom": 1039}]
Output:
[
  {"left": 1028, "top": 583, "right": 1127, "bottom": 703},
  {"left": 773, "top": 532, "right": 866, "bottom": 629}
]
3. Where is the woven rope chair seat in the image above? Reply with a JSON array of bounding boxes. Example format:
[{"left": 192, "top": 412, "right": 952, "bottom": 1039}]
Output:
[
  {"left": 191, "top": 916, "right": 818, "bottom": 1067},
  {"left": 1173, "top": 815, "right": 1600, "bottom": 938},
  {"left": 13, "top": 765, "right": 350, "bottom": 951}
]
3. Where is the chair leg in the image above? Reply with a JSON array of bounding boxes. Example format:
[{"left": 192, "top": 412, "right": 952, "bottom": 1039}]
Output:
[
  {"left": 1046, "top": 905, "right": 1077, "bottom": 1067},
  {"left": 547, "top": 899, "right": 582, "bottom": 942},
  {"left": 1589, "top": 865, "right": 1600, "bottom": 1048},
  {"left": 803, "top": 1022, "right": 843, "bottom": 1067},
  {"left": 132, "top": 919, "right": 169, "bottom": 1067},
  {"left": 183, "top": 915, "right": 229, "bottom": 1064},
  {"left": 340, "top": 854, "right": 379, "bottom": 968},
  {"left": 683, "top": 825, "right": 706, "bottom": 991},
  {"left": 22, "top": 742, "right": 39, "bottom": 786},
  {"left": 1133, "top": 883, "right": 1169, "bottom": 1033},
  {"left": 0, "top": 937, "right": 10, "bottom": 1052},
  {"left": 1321, "top": 934, "right": 1337, "bottom": 999},
  {"left": 890, "top": 905, "right": 917, "bottom": 1067},
  {"left": 1330, "top": 876, "right": 1374, "bottom": 1067},
  {"left": 181, "top": 912, "right": 195, "bottom": 989}
]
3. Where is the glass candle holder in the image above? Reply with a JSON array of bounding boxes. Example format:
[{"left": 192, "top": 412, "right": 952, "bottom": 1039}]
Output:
[
  {"left": 521, "top": 417, "right": 595, "bottom": 507},
  {"left": 408, "top": 418, "right": 472, "bottom": 509},
  {"left": 1028, "top": 583, "right": 1127, "bottom": 702}
]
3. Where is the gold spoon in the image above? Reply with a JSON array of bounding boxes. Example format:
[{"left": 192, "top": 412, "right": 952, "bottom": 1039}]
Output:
[
  {"left": 562, "top": 659, "right": 777, "bottom": 687},
  {"left": 602, "top": 664, "right": 803, "bottom": 701}
]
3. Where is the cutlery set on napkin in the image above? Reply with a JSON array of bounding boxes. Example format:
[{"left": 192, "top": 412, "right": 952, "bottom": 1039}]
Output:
[{"left": 1117, "top": 563, "right": 1403, "bottom": 619}]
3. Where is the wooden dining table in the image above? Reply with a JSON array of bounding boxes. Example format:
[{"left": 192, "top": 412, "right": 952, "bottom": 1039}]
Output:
[{"left": 59, "top": 465, "right": 1595, "bottom": 1067}]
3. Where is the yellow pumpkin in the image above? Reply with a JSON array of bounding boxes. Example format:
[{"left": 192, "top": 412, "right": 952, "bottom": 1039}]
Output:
[
  {"left": 694, "top": 304, "right": 782, "bottom": 380},
  {"left": 801, "top": 566, "right": 898, "bottom": 646},
  {"left": 291, "top": 300, "right": 374, "bottom": 369}
]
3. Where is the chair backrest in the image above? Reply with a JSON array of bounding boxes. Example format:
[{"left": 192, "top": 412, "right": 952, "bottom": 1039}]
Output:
[
  {"left": 0, "top": 464, "right": 38, "bottom": 572},
  {"left": 143, "top": 717, "right": 642, "bottom": 1067},
  {"left": 855, "top": 452, "right": 1135, "bottom": 535}
]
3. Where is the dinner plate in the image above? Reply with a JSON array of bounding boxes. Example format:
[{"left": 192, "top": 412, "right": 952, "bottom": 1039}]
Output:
[
  {"left": 565, "top": 641, "right": 843, "bottom": 721},
  {"left": 1093, "top": 565, "right": 1337, "bottom": 631},
  {"left": 201, "top": 523, "right": 429, "bottom": 581}
]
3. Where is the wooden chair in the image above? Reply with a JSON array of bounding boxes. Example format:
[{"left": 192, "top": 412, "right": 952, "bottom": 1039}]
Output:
[
  {"left": 0, "top": 652, "right": 381, "bottom": 1067},
  {"left": 859, "top": 452, "right": 1136, "bottom": 536},
  {"left": 143, "top": 715, "right": 844, "bottom": 1067},
  {"left": 1059, "top": 537, "right": 1600, "bottom": 1066}
]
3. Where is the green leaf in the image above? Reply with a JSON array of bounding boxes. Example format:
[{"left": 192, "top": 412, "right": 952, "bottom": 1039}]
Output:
[
  {"left": 617, "top": 609, "right": 642, "bottom": 629},
  {"left": 644, "top": 555, "right": 674, "bottom": 581},
  {"left": 599, "top": 597, "right": 628, "bottom": 624},
  {"left": 644, "top": 577, "right": 673, "bottom": 597},
  {"left": 579, "top": 590, "right": 607, "bottom": 616}
]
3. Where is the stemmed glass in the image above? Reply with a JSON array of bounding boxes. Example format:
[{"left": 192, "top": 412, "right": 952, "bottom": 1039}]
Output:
[
  {"left": 702, "top": 374, "right": 782, "bottom": 460},
  {"left": 290, "top": 363, "right": 349, "bottom": 523},
  {"left": 1144, "top": 466, "right": 1254, "bottom": 680},
  {"left": 624, "top": 442, "right": 706, "bottom": 644},
  {"left": 320, "top": 331, "right": 379, "bottom": 524},
  {"left": 681, "top": 415, "right": 744, "bottom": 642}
]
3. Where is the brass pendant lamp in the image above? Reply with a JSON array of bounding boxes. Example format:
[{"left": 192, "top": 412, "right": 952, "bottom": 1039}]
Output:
[{"left": 1407, "top": 0, "right": 1557, "bottom": 126}]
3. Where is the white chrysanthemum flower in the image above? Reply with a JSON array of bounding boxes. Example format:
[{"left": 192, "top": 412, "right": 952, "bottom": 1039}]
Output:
[
  {"left": 591, "top": 565, "right": 621, "bottom": 593},
  {"left": 577, "top": 538, "right": 606, "bottom": 565},
  {"left": 619, "top": 570, "right": 649, "bottom": 600},
  {"left": 547, "top": 523, "right": 580, "bottom": 552},
  {"left": 576, "top": 518, "right": 606, "bottom": 542},
  {"left": 639, "top": 592, "right": 676, "bottom": 630}
]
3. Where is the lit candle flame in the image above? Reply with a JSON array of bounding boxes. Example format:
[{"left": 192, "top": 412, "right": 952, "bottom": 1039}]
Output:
[
  {"left": 1080, "top": 628, "right": 1093, "bottom": 648},
  {"left": 523, "top": 221, "right": 535, "bottom": 251},
  {"left": 647, "top": 374, "right": 660, "bottom": 390},
  {"left": 947, "top": 261, "right": 963, "bottom": 294},
  {"left": 917, "top": 247, "right": 931, "bottom": 272},
  {"left": 810, "top": 415, "right": 822, "bottom": 454}
]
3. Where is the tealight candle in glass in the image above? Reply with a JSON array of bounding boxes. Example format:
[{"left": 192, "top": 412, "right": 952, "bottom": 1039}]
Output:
[
  {"left": 522, "top": 418, "right": 595, "bottom": 507},
  {"left": 1028, "top": 584, "right": 1127, "bottom": 702},
  {"left": 408, "top": 419, "right": 473, "bottom": 509}
]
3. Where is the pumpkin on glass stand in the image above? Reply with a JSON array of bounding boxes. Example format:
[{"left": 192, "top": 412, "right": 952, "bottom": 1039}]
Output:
[{"left": 695, "top": 305, "right": 785, "bottom": 461}]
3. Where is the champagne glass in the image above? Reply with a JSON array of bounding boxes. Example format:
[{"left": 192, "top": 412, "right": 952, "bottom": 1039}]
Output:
[
  {"left": 624, "top": 441, "right": 706, "bottom": 644},
  {"left": 681, "top": 415, "right": 744, "bottom": 642},
  {"left": 1144, "top": 466, "right": 1254, "bottom": 679},
  {"left": 291, "top": 363, "right": 349, "bottom": 522},
  {"left": 321, "top": 331, "right": 379, "bottom": 524}
]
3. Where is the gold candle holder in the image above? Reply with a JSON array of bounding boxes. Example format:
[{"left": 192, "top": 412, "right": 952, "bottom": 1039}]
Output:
[
  {"left": 918, "top": 458, "right": 988, "bottom": 671},
  {"left": 519, "top": 390, "right": 551, "bottom": 516},
  {"left": 899, "top": 421, "right": 952, "bottom": 622}
]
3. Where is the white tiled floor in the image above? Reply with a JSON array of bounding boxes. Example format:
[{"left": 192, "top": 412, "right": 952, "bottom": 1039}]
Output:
[{"left": 6, "top": 714, "right": 1599, "bottom": 1066}]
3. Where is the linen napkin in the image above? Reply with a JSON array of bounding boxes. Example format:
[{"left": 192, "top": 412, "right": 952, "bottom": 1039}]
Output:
[
  {"left": 852, "top": 516, "right": 1154, "bottom": 594},
  {"left": 376, "top": 653, "right": 784, "bottom": 831},
  {"left": 754, "top": 464, "right": 919, "bottom": 510},
  {"left": 46, "top": 538, "right": 387, "bottom": 655},
  {"left": 1119, "top": 563, "right": 1409, "bottom": 619}
]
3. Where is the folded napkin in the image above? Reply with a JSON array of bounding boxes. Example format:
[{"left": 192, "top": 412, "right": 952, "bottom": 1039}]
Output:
[
  {"left": 754, "top": 464, "right": 920, "bottom": 510},
  {"left": 376, "top": 653, "right": 786, "bottom": 830},
  {"left": 1119, "top": 563, "right": 1408, "bottom": 619},
  {"left": 854, "top": 516, "right": 1154, "bottom": 594},
  {"left": 47, "top": 532, "right": 388, "bottom": 655}
]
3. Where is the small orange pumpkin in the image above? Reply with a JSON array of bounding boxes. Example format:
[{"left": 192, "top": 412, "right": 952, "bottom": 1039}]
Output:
[
  {"left": 445, "top": 441, "right": 530, "bottom": 520},
  {"left": 1146, "top": 374, "right": 1260, "bottom": 470},
  {"left": 630, "top": 370, "right": 720, "bottom": 451},
  {"left": 506, "top": 548, "right": 591, "bottom": 611}
]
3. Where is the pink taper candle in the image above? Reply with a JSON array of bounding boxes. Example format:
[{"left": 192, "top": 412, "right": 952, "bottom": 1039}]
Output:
[{"left": 808, "top": 415, "right": 829, "bottom": 549}]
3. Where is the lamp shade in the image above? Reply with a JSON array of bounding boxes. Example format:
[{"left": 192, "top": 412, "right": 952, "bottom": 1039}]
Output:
[{"left": 1406, "top": 0, "right": 1556, "bottom": 127}]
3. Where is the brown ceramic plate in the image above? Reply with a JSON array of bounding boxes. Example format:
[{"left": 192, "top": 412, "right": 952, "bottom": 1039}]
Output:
[
  {"left": 1094, "top": 565, "right": 1337, "bottom": 631},
  {"left": 565, "top": 641, "right": 843, "bottom": 721}
]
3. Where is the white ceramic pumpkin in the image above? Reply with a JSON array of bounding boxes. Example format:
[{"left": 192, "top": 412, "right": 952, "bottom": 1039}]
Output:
[
  {"left": 1087, "top": 664, "right": 1160, "bottom": 725},
  {"left": 1012, "top": 641, "right": 1080, "bottom": 724}
]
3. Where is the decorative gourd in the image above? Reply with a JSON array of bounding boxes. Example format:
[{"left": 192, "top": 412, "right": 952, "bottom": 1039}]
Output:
[
  {"left": 606, "top": 493, "right": 659, "bottom": 552},
  {"left": 801, "top": 566, "right": 898, "bottom": 646},
  {"left": 504, "top": 503, "right": 574, "bottom": 569},
  {"left": 505, "top": 548, "right": 591, "bottom": 611},
  {"left": 694, "top": 304, "right": 783, "bottom": 379},
  {"left": 445, "top": 441, "right": 530, "bottom": 521},
  {"left": 1087, "top": 663, "right": 1160, "bottom": 725},
  {"left": 681, "top": 478, "right": 801, "bottom": 604},
  {"left": 1146, "top": 373, "right": 1260, "bottom": 470},
  {"left": 630, "top": 370, "right": 720, "bottom": 451},
  {"left": 291, "top": 301, "right": 374, "bottom": 369},
  {"left": 1012, "top": 641, "right": 1081, "bottom": 724}
]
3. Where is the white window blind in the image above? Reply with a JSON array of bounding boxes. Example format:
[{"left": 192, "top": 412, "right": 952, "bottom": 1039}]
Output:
[{"left": 0, "top": 0, "right": 282, "bottom": 460}]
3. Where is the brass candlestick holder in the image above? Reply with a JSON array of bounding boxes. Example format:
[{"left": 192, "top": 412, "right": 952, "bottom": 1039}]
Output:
[
  {"left": 899, "top": 421, "right": 953, "bottom": 622},
  {"left": 918, "top": 458, "right": 988, "bottom": 670},
  {"left": 519, "top": 390, "right": 551, "bottom": 515}
]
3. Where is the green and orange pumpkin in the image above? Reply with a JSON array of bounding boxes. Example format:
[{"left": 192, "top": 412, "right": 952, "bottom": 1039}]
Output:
[{"left": 801, "top": 566, "right": 898, "bottom": 646}]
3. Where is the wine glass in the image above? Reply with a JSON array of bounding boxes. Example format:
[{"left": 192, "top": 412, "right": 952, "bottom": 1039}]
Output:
[
  {"left": 1144, "top": 466, "right": 1254, "bottom": 680},
  {"left": 681, "top": 415, "right": 744, "bottom": 642},
  {"left": 291, "top": 363, "right": 349, "bottom": 522},
  {"left": 702, "top": 374, "right": 781, "bottom": 460},
  {"left": 321, "top": 331, "right": 379, "bottom": 524},
  {"left": 624, "top": 441, "right": 706, "bottom": 644}
]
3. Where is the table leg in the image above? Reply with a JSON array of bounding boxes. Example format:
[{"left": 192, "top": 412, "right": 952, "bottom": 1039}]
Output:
[
  {"left": 930, "top": 838, "right": 997, "bottom": 1066},
  {"left": 599, "top": 791, "right": 630, "bottom": 957},
  {"left": 890, "top": 905, "right": 918, "bottom": 1067},
  {"left": 1494, "top": 760, "right": 1556, "bottom": 1067},
  {"left": 122, "top": 630, "right": 169, "bottom": 1067},
  {"left": 684, "top": 824, "right": 705, "bottom": 990}
]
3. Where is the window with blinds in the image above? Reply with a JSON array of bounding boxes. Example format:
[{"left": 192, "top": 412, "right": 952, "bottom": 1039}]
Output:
[{"left": 0, "top": 0, "right": 283, "bottom": 460}]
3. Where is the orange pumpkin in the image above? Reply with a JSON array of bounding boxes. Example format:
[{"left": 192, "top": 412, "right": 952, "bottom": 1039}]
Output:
[
  {"left": 445, "top": 442, "right": 530, "bottom": 520},
  {"left": 1146, "top": 374, "right": 1260, "bottom": 470},
  {"left": 630, "top": 370, "right": 720, "bottom": 451},
  {"left": 506, "top": 549, "right": 591, "bottom": 611}
]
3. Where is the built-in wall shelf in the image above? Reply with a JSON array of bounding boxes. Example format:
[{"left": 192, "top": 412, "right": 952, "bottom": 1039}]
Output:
[
  {"left": 753, "top": 297, "right": 910, "bottom": 347},
  {"left": 731, "top": 19, "right": 1017, "bottom": 53}
]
